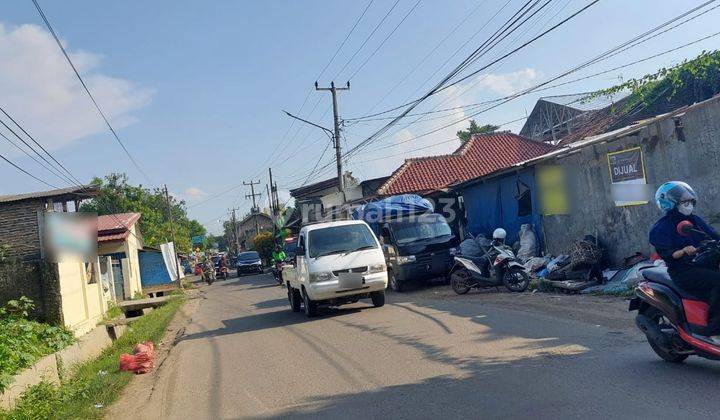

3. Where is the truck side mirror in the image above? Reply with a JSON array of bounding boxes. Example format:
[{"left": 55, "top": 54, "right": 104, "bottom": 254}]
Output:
[{"left": 296, "top": 245, "right": 305, "bottom": 256}]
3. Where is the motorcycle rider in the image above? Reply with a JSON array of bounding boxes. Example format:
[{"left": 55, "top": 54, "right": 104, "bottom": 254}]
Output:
[
  {"left": 272, "top": 245, "right": 287, "bottom": 283},
  {"left": 649, "top": 181, "right": 720, "bottom": 339},
  {"left": 272, "top": 245, "right": 286, "bottom": 264}
]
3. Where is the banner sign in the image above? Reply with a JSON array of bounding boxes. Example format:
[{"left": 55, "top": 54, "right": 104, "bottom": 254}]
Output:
[{"left": 607, "top": 147, "right": 648, "bottom": 206}]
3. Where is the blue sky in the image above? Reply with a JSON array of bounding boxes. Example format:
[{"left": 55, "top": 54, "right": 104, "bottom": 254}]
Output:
[{"left": 0, "top": 0, "right": 718, "bottom": 234}]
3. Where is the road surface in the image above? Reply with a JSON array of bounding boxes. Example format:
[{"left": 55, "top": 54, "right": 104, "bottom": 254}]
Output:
[{"left": 115, "top": 273, "right": 720, "bottom": 419}]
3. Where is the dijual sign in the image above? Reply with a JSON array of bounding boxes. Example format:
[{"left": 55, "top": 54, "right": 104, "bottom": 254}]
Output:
[{"left": 607, "top": 147, "right": 648, "bottom": 206}]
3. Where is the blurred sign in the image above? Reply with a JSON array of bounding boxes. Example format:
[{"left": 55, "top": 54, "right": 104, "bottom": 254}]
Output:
[
  {"left": 191, "top": 235, "right": 204, "bottom": 245},
  {"left": 537, "top": 165, "right": 569, "bottom": 215},
  {"left": 607, "top": 147, "right": 648, "bottom": 206}
]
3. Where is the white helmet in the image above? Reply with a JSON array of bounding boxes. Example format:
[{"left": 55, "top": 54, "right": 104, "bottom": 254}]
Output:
[{"left": 492, "top": 228, "right": 507, "bottom": 240}]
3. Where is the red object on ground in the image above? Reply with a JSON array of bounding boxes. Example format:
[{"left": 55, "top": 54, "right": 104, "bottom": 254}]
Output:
[{"left": 119, "top": 341, "right": 155, "bottom": 374}]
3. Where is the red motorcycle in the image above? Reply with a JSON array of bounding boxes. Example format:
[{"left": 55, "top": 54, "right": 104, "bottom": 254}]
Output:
[{"left": 630, "top": 220, "right": 720, "bottom": 362}]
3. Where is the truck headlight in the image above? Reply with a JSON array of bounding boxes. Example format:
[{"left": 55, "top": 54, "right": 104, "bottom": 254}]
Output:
[
  {"left": 309, "top": 271, "right": 333, "bottom": 283},
  {"left": 368, "top": 263, "right": 386, "bottom": 274},
  {"left": 396, "top": 255, "right": 416, "bottom": 265}
]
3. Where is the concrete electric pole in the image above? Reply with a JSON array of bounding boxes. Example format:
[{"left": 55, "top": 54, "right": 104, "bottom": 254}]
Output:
[
  {"left": 244, "top": 180, "right": 262, "bottom": 236},
  {"left": 315, "top": 81, "right": 349, "bottom": 193},
  {"left": 229, "top": 207, "right": 240, "bottom": 254}
]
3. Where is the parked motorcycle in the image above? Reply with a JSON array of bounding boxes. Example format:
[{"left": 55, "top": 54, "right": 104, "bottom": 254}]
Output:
[
  {"left": 630, "top": 220, "right": 720, "bottom": 363},
  {"left": 450, "top": 239, "right": 529, "bottom": 294}
]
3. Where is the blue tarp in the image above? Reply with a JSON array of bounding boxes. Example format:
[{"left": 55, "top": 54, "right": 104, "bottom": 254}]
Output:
[
  {"left": 459, "top": 168, "right": 543, "bottom": 247},
  {"left": 353, "top": 194, "right": 434, "bottom": 234},
  {"left": 139, "top": 250, "right": 172, "bottom": 287}
]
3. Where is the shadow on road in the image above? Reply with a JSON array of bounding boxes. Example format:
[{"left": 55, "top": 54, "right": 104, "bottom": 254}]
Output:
[{"left": 257, "top": 288, "right": 720, "bottom": 418}]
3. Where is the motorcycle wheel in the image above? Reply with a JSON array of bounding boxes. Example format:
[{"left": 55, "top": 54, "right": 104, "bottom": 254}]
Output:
[
  {"left": 502, "top": 268, "right": 529, "bottom": 292},
  {"left": 642, "top": 307, "right": 689, "bottom": 363},
  {"left": 450, "top": 270, "right": 472, "bottom": 295}
]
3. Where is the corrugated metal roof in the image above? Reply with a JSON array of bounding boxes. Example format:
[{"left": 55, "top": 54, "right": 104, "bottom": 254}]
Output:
[
  {"left": 97, "top": 212, "right": 141, "bottom": 242},
  {"left": 0, "top": 184, "right": 99, "bottom": 204}
]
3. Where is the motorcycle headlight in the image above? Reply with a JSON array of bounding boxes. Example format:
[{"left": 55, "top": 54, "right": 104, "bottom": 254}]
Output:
[
  {"left": 396, "top": 255, "right": 416, "bottom": 265},
  {"left": 309, "top": 271, "right": 333, "bottom": 283},
  {"left": 368, "top": 263, "right": 386, "bottom": 274}
]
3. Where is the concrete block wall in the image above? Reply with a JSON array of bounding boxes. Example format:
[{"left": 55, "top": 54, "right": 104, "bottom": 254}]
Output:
[{"left": 542, "top": 97, "right": 720, "bottom": 265}]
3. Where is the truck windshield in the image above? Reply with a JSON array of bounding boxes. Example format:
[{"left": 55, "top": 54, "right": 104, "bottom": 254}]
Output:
[
  {"left": 308, "top": 224, "right": 378, "bottom": 258},
  {"left": 390, "top": 214, "right": 452, "bottom": 245}
]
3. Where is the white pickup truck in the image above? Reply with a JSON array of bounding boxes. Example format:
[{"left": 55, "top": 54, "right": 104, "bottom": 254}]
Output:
[{"left": 282, "top": 220, "right": 388, "bottom": 317}]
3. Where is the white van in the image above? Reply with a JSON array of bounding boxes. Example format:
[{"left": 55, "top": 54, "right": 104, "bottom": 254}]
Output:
[{"left": 283, "top": 220, "right": 388, "bottom": 317}]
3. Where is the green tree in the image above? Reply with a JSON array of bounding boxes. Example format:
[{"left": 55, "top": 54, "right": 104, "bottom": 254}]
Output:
[
  {"left": 79, "top": 173, "right": 206, "bottom": 253},
  {"left": 588, "top": 49, "right": 720, "bottom": 113},
  {"left": 250, "top": 231, "right": 274, "bottom": 265},
  {"left": 456, "top": 120, "right": 499, "bottom": 143}
]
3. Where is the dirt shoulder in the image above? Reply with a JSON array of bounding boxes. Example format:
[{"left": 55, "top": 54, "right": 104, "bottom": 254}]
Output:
[
  {"left": 104, "top": 288, "right": 203, "bottom": 419},
  {"left": 399, "top": 284, "right": 635, "bottom": 332}
]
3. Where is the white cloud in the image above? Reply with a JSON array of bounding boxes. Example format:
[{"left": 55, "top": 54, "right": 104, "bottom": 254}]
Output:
[
  {"left": 352, "top": 68, "right": 542, "bottom": 179},
  {"left": 472, "top": 68, "right": 542, "bottom": 96},
  {"left": 0, "top": 23, "right": 153, "bottom": 153},
  {"left": 184, "top": 187, "right": 207, "bottom": 200}
]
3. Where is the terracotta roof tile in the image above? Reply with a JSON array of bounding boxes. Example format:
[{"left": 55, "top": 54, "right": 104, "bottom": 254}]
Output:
[{"left": 378, "top": 132, "right": 556, "bottom": 195}]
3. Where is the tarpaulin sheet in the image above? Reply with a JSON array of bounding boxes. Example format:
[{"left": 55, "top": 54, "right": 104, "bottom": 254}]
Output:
[
  {"left": 458, "top": 168, "right": 543, "bottom": 247},
  {"left": 353, "top": 194, "right": 434, "bottom": 234}
]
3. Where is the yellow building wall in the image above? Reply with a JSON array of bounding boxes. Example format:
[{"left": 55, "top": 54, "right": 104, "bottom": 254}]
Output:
[
  {"left": 57, "top": 258, "right": 109, "bottom": 336},
  {"left": 97, "top": 225, "right": 144, "bottom": 299}
]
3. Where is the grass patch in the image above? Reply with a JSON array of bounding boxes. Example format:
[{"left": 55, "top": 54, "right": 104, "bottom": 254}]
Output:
[
  {"left": 0, "top": 295, "right": 186, "bottom": 420},
  {"left": 99, "top": 303, "right": 123, "bottom": 325},
  {"left": 0, "top": 298, "right": 75, "bottom": 392}
]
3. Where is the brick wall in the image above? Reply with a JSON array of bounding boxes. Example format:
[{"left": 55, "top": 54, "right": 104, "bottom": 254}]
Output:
[{"left": 0, "top": 199, "right": 44, "bottom": 260}]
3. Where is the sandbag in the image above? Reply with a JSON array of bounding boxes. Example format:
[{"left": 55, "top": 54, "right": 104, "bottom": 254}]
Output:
[
  {"left": 516, "top": 224, "right": 538, "bottom": 261},
  {"left": 119, "top": 341, "right": 155, "bottom": 374}
]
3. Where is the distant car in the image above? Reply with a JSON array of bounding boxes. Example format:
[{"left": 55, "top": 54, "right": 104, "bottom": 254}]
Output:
[{"left": 236, "top": 251, "right": 263, "bottom": 276}]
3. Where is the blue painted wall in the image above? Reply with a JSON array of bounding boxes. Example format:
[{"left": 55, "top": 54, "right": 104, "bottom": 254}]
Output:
[
  {"left": 138, "top": 250, "right": 172, "bottom": 286},
  {"left": 458, "top": 168, "right": 542, "bottom": 247}
]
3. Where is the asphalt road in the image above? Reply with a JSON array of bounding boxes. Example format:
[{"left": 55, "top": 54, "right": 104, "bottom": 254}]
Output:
[{"left": 124, "top": 273, "right": 720, "bottom": 419}]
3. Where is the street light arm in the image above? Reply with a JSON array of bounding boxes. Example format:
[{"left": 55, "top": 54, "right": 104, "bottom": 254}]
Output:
[{"left": 283, "top": 110, "right": 334, "bottom": 136}]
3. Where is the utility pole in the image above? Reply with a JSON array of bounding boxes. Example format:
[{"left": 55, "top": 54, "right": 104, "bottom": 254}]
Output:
[
  {"left": 315, "top": 81, "right": 350, "bottom": 193},
  {"left": 229, "top": 207, "right": 240, "bottom": 254},
  {"left": 266, "top": 184, "right": 273, "bottom": 214},
  {"left": 268, "top": 168, "right": 278, "bottom": 216},
  {"left": 163, "top": 185, "right": 182, "bottom": 289},
  {"left": 244, "top": 180, "right": 262, "bottom": 236}
]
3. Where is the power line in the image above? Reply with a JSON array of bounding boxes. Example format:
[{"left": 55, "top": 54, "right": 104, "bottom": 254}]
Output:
[
  {"left": 343, "top": 0, "right": 715, "bottom": 162},
  {"left": 332, "top": 0, "right": 402, "bottom": 80},
  {"left": 0, "top": 151, "right": 58, "bottom": 189},
  {"left": 317, "top": 0, "right": 375, "bottom": 81},
  {"left": 344, "top": 0, "right": 592, "bottom": 161},
  {"left": 361, "top": 0, "right": 491, "bottom": 115},
  {"left": 347, "top": 0, "right": 423, "bottom": 81},
  {"left": 31, "top": 0, "right": 152, "bottom": 184}
]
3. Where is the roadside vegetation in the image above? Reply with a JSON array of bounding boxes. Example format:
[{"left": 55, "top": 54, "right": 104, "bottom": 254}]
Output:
[
  {"left": 0, "top": 297, "right": 75, "bottom": 392},
  {"left": 0, "top": 295, "right": 186, "bottom": 420}
]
